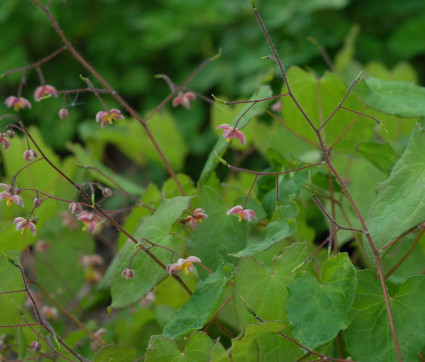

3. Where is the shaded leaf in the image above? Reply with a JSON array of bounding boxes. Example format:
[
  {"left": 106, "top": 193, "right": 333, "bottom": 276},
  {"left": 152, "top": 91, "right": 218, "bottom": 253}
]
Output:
[
  {"left": 357, "top": 141, "right": 398, "bottom": 175},
  {"left": 95, "top": 345, "right": 137, "bottom": 362}
]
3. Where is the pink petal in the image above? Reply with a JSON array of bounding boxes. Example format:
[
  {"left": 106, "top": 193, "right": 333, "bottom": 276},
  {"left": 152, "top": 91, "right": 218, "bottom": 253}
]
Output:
[
  {"left": 5, "top": 96, "right": 17, "bottom": 107},
  {"left": 234, "top": 130, "right": 246, "bottom": 145},
  {"left": 184, "top": 92, "right": 196, "bottom": 101},
  {"left": 216, "top": 124, "right": 231, "bottom": 130},
  {"left": 227, "top": 205, "right": 244, "bottom": 215}
]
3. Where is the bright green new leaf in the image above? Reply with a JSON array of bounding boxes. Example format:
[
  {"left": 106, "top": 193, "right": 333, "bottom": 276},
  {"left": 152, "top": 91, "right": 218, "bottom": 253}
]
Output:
[
  {"left": 231, "top": 203, "right": 297, "bottom": 257},
  {"left": 145, "top": 332, "right": 230, "bottom": 362},
  {"left": 192, "top": 187, "right": 248, "bottom": 278},
  {"left": 357, "top": 141, "right": 398, "bottom": 175},
  {"left": 162, "top": 265, "right": 227, "bottom": 339},
  {"left": 364, "top": 123, "right": 425, "bottom": 263},
  {"left": 200, "top": 85, "right": 273, "bottom": 182},
  {"left": 230, "top": 321, "right": 287, "bottom": 362},
  {"left": 343, "top": 270, "right": 425, "bottom": 361},
  {"left": 233, "top": 242, "right": 313, "bottom": 329},
  {"left": 286, "top": 253, "right": 357, "bottom": 349},
  {"left": 94, "top": 345, "right": 137, "bottom": 362},
  {"left": 101, "top": 196, "right": 192, "bottom": 308},
  {"left": 355, "top": 77, "right": 425, "bottom": 118}
]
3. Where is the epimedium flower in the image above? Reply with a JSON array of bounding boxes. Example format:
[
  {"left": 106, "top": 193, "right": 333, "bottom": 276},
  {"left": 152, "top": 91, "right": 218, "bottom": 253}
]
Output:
[
  {"left": 58, "top": 107, "right": 69, "bottom": 119},
  {"left": 23, "top": 149, "right": 38, "bottom": 161},
  {"left": 227, "top": 205, "right": 257, "bottom": 222},
  {"left": 216, "top": 124, "right": 246, "bottom": 145},
  {"left": 0, "top": 184, "right": 24, "bottom": 207},
  {"left": 76, "top": 211, "right": 103, "bottom": 234},
  {"left": 34, "top": 85, "right": 57, "bottom": 101},
  {"left": 5, "top": 96, "right": 32, "bottom": 111},
  {"left": 172, "top": 91, "right": 196, "bottom": 109},
  {"left": 122, "top": 268, "right": 135, "bottom": 280},
  {"left": 166, "top": 256, "right": 201, "bottom": 275},
  {"left": 0, "top": 134, "right": 10, "bottom": 151},
  {"left": 95, "top": 108, "right": 124, "bottom": 128},
  {"left": 13, "top": 217, "right": 37, "bottom": 236},
  {"left": 183, "top": 208, "right": 208, "bottom": 229}
]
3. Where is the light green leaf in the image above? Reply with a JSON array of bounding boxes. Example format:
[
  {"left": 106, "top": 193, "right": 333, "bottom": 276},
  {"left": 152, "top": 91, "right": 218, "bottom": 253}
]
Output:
[
  {"left": 364, "top": 123, "right": 425, "bottom": 263},
  {"left": 101, "top": 196, "right": 192, "bottom": 308},
  {"left": 94, "top": 345, "right": 137, "bottom": 362},
  {"left": 145, "top": 332, "right": 230, "bottom": 362},
  {"left": 233, "top": 242, "right": 313, "bottom": 330},
  {"left": 355, "top": 77, "right": 425, "bottom": 118},
  {"left": 286, "top": 253, "right": 357, "bottom": 349},
  {"left": 192, "top": 187, "right": 248, "bottom": 278},
  {"left": 162, "top": 265, "right": 227, "bottom": 339},
  {"left": 231, "top": 203, "right": 297, "bottom": 257},
  {"left": 343, "top": 271, "right": 425, "bottom": 361},
  {"left": 200, "top": 85, "right": 273, "bottom": 182}
]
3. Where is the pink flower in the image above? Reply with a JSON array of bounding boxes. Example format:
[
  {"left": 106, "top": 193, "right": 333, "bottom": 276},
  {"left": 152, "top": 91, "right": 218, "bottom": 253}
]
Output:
[
  {"left": 68, "top": 202, "right": 83, "bottom": 215},
  {"left": 166, "top": 256, "right": 201, "bottom": 275},
  {"left": 5, "top": 96, "right": 32, "bottom": 111},
  {"left": 58, "top": 108, "right": 69, "bottom": 119},
  {"left": 227, "top": 205, "right": 257, "bottom": 222},
  {"left": 216, "top": 124, "right": 246, "bottom": 145},
  {"left": 23, "top": 149, "right": 38, "bottom": 161},
  {"left": 172, "top": 91, "right": 196, "bottom": 109},
  {"left": 34, "top": 85, "right": 57, "bottom": 101},
  {"left": 13, "top": 217, "right": 37, "bottom": 236},
  {"left": 122, "top": 268, "right": 135, "bottom": 280},
  {"left": 95, "top": 108, "right": 124, "bottom": 128},
  {"left": 80, "top": 254, "right": 104, "bottom": 267},
  {"left": 0, "top": 134, "right": 10, "bottom": 150},
  {"left": 0, "top": 184, "right": 24, "bottom": 207},
  {"left": 76, "top": 211, "right": 103, "bottom": 234},
  {"left": 31, "top": 341, "right": 42, "bottom": 352},
  {"left": 183, "top": 208, "right": 208, "bottom": 229},
  {"left": 271, "top": 101, "right": 281, "bottom": 112}
]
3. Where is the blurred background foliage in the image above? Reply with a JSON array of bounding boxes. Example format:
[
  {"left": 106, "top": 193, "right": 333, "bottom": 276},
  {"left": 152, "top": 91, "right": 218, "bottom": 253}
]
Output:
[{"left": 1, "top": 0, "right": 425, "bottom": 163}]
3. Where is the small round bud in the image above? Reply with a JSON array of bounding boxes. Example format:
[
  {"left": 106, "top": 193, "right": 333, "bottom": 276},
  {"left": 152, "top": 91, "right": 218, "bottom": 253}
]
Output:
[
  {"left": 7, "top": 130, "right": 15, "bottom": 139},
  {"left": 31, "top": 341, "right": 41, "bottom": 352},
  {"left": 24, "top": 149, "right": 38, "bottom": 162},
  {"left": 58, "top": 108, "right": 69, "bottom": 119},
  {"left": 102, "top": 188, "right": 113, "bottom": 198},
  {"left": 122, "top": 268, "right": 135, "bottom": 280},
  {"left": 33, "top": 198, "right": 42, "bottom": 208},
  {"left": 31, "top": 217, "right": 38, "bottom": 225},
  {"left": 68, "top": 202, "right": 83, "bottom": 215}
]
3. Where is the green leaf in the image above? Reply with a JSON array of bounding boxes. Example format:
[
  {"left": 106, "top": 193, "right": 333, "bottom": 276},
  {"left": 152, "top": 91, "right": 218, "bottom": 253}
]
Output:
[
  {"left": 101, "top": 196, "right": 192, "bottom": 308},
  {"left": 162, "top": 265, "right": 227, "bottom": 339},
  {"left": 94, "top": 345, "right": 137, "bottom": 362},
  {"left": 357, "top": 141, "right": 398, "bottom": 175},
  {"left": 233, "top": 242, "right": 313, "bottom": 330},
  {"left": 145, "top": 332, "right": 230, "bottom": 362},
  {"left": 355, "top": 77, "right": 425, "bottom": 118},
  {"left": 230, "top": 321, "right": 287, "bottom": 362},
  {"left": 192, "top": 187, "right": 248, "bottom": 278},
  {"left": 200, "top": 85, "right": 273, "bottom": 182},
  {"left": 343, "top": 271, "right": 425, "bottom": 361},
  {"left": 364, "top": 123, "right": 425, "bottom": 263},
  {"left": 231, "top": 203, "right": 297, "bottom": 257},
  {"left": 286, "top": 253, "right": 357, "bottom": 349}
]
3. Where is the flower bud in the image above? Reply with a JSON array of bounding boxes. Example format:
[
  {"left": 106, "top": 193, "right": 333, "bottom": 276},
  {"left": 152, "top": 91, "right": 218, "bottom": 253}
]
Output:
[
  {"left": 68, "top": 202, "right": 83, "bottom": 215},
  {"left": 102, "top": 188, "right": 113, "bottom": 198},
  {"left": 23, "top": 149, "right": 38, "bottom": 161},
  {"left": 33, "top": 198, "right": 42, "bottom": 208},
  {"left": 7, "top": 130, "right": 15, "bottom": 139},
  {"left": 58, "top": 108, "right": 69, "bottom": 119},
  {"left": 31, "top": 341, "right": 41, "bottom": 352},
  {"left": 122, "top": 268, "right": 135, "bottom": 280}
]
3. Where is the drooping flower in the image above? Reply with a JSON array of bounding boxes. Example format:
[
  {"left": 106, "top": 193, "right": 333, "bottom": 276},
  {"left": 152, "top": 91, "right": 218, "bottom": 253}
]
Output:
[
  {"left": 40, "top": 305, "right": 58, "bottom": 320},
  {"left": 68, "top": 202, "right": 83, "bottom": 215},
  {"left": 166, "top": 256, "right": 201, "bottom": 275},
  {"left": 23, "top": 149, "right": 38, "bottom": 161},
  {"left": 227, "top": 205, "right": 257, "bottom": 222},
  {"left": 0, "top": 184, "right": 24, "bottom": 207},
  {"left": 216, "top": 124, "right": 246, "bottom": 145},
  {"left": 13, "top": 217, "right": 37, "bottom": 236},
  {"left": 31, "top": 341, "right": 42, "bottom": 352},
  {"left": 80, "top": 254, "right": 104, "bottom": 267},
  {"left": 183, "top": 208, "right": 208, "bottom": 229},
  {"left": 5, "top": 96, "right": 32, "bottom": 111},
  {"left": 34, "top": 85, "right": 57, "bottom": 101},
  {"left": 95, "top": 108, "right": 124, "bottom": 128},
  {"left": 76, "top": 211, "right": 103, "bottom": 234},
  {"left": 58, "top": 108, "right": 69, "bottom": 119},
  {"left": 0, "top": 134, "right": 10, "bottom": 151},
  {"left": 172, "top": 91, "right": 196, "bottom": 109},
  {"left": 122, "top": 268, "right": 135, "bottom": 280}
]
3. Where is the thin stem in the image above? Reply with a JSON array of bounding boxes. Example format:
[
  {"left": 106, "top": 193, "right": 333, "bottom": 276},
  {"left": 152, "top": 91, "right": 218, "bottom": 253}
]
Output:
[
  {"left": 243, "top": 175, "right": 258, "bottom": 209},
  {"left": 222, "top": 160, "right": 325, "bottom": 176}
]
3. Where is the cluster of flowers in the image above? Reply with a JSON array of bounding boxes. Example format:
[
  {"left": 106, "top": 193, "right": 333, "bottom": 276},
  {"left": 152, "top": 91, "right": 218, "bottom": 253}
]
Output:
[{"left": 68, "top": 202, "right": 104, "bottom": 234}]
